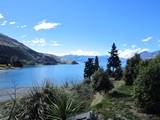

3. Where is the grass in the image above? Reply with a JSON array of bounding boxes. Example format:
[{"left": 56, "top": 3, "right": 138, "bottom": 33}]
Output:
[
  {"left": 1, "top": 80, "right": 160, "bottom": 120},
  {"left": 90, "top": 81, "right": 142, "bottom": 120}
]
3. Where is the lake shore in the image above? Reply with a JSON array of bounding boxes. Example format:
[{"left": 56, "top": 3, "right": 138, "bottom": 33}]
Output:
[{"left": 0, "top": 87, "right": 31, "bottom": 102}]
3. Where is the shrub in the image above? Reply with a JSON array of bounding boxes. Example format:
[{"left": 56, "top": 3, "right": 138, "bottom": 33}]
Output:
[
  {"left": 92, "top": 68, "right": 114, "bottom": 93},
  {"left": 115, "top": 67, "right": 123, "bottom": 80},
  {"left": 9, "top": 81, "right": 82, "bottom": 120},
  {"left": 124, "top": 54, "right": 141, "bottom": 85},
  {"left": 46, "top": 90, "right": 81, "bottom": 120},
  {"left": 134, "top": 57, "right": 160, "bottom": 114}
]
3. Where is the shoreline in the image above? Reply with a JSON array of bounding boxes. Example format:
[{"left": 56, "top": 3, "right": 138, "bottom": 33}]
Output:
[
  {"left": 0, "top": 62, "right": 76, "bottom": 71},
  {"left": 0, "top": 87, "right": 31, "bottom": 102}
]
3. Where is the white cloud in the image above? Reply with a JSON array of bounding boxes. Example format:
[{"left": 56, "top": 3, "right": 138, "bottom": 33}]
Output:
[
  {"left": 1, "top": 20, "right": 7, "bottom": 26},
  {"left": 34, "top": 20, "right": 60, "bottom": 31},
  {"left": 23, "top": 38, "right": 47, "bottom": 46},
  {"left": 0, "top": 13, "right": 4, "bottom": 19},
  {"left": 31, "top": 38, "right": 46, "bottom": 46},
  {"left": 119, "top": 48, "right": 149, "bottom": 59},
  {"left": 17, "top": 25, "right": 27, "bottom": 28},
  {"left": 142, "top": 36, "right": 152, "bottom": 42},
  {"left": 52, "top": 41, "right": 60, "bottom": 47},
  {"left": 52, "top": 49, "right": 101, "bottom": 56},
  {"left": 21, "top": 25, "right": 27, "bottom": 28},
  {"left": 9, "top": 21, "right": 16, "bottom": 25}
]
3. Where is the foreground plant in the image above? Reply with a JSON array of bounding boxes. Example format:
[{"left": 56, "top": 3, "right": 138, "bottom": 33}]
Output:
[
  {"left": 4, "top": 81, "right": 82, "bottom": 120},
  {"left": 45, "top": 89, "right": 81, "bottom": 120}
]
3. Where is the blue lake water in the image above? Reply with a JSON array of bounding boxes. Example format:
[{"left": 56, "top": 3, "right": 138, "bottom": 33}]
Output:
[
  {"left": 0, "top": 64, "right": 84, "bottom": 88},
  {"left": 0, "top": 61, "right": 125, "bottom": 88}
]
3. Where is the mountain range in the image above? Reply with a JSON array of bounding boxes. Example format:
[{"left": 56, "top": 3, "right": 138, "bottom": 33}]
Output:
[
  {"left": 61, "top": 51, "right": 160, "bottom": 66},
  {"left": 61, "top": 55, "right": 127, "bottom": 67},
  {"left": 0, "top": 33, "right": 61, "bottom": 65},
  {"left": 0, "top": 33, "right": 160, "bottom": 66},
  {"left": 140, "top": 51, "right": 160, "bottom": 60}
]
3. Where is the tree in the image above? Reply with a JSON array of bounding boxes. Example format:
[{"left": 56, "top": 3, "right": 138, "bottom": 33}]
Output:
[
  {"left": 92, "top": 68, "right": 113, "bottom": 93},
  {"left": 134, "top": 57, "right": 160, "bottom": 114},
  {"left": 94, "top": 56, "right": 99, "bottom": 71},
  {"left": 124, "top": 53, "right": 141, "bottom": 85},
  {"left": 107, "top": 43, "right": 122, "bottom": 80},
  {"left": 84, "top": 58, "right": 95, "bottom": 79}
]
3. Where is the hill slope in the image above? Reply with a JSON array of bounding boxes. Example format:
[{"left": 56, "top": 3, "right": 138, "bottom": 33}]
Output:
[
  {"left": 140, "top": 51, "right": 160, "bottom": 60},
  {"left": 0, "top": 33, "right": 60, "bottom": 65}
]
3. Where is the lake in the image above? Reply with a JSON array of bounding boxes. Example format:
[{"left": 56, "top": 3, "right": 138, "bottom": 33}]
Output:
[
  {"left": 0, "top": 61, "right": 125, "bottom": 88},
  {"left": 0, "top": 64, "right": 84, "bottom": 88}
]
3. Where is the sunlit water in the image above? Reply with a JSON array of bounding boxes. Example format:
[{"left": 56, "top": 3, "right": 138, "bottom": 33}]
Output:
[
  {"left": 0, "top": 61, "right": 125, "bottom": 88},
  {"left": 0, "top": 64, "right": 84, "bottom": 88}
]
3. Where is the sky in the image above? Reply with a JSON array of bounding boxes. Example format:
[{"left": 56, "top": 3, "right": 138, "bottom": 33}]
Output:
[{"left": 0, "top": 0, "right": 160, "bottom": 58}]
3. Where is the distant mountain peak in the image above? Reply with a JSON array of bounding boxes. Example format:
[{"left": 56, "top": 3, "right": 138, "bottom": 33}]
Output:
[{"left": 140, "top": 50, "right": 160, "bottom": 60}]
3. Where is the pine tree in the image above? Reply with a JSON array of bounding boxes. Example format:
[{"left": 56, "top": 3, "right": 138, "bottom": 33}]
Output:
[
  {"left": 107, "top": 43, "right": 122, "bottom": 80},
  {"left": 94, "top": 56, "right": 99, "bottom": 71},
  {"left": 84, "top": 58, "right": 95, "bottom": 79}
]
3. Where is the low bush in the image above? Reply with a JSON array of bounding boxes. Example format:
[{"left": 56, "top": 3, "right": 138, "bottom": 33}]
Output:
[
  {"left": 134, "top": 57, "right": 160, "bottom": 114},
  {"left": 92, "top": 68, "right": 114, "bottom": 93},
  {"left": 124, "top": 54, "right": 141, "bottom": 85},
  {"left": 5, "top": 81, "right": 82, "bottom": 120}
]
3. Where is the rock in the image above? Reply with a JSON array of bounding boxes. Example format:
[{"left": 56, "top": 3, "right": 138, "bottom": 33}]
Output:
[{"left": 67, "top": 111, "right": 98, "bottom": 120}]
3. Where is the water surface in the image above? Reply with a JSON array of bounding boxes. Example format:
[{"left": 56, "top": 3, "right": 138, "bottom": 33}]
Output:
[{"left": 0, "top": 64, "right": 84, "bottom": 88}]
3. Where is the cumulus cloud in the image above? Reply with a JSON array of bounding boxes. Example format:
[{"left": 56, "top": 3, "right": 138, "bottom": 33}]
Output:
[
  {"left": 52, "top": 41, "right": 60, "bottom": 47},
  {"left": 31, "top": 38, "right": 46, "bottom": 46},
  {"left": 9, "top": 21, "right": 16, "bottom": 25},
  {"left": 52, "top": 49, "right": 101, "bottom": 56},
  {"left": 142, "top": 36, "right": 152, "bottom": 42},
  {"left": 21, "top": 25, "right": 27, "bottom": 28},
  {"left": 1, "top": 20, "right": 7, "bottom": 26},
  {"left": 17, "top": 25, "right": 27, "bottom": 28},
  {"left": 23, "top": 38, "right": 47, "bottom": 46},
  {"left": 119, "top": 48, "right": 149, "bottom": 59},
  {"left": 0, "top": 13, "right": 4, "bottom": 19},
  {"left": 34, "top": 20, "right": 60, "bottom": 31}
]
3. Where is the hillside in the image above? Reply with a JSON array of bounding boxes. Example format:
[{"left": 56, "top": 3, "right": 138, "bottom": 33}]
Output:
[
  {"left": 140, "top": 51, "right": 160, "bottom": 60},
  {"left": 0, "top": 33, "right": 61, "bottom": 65}
]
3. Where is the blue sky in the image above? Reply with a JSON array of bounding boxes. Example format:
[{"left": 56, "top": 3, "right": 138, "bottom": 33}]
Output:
[{"left": 0, "top": 0, "right": 160, "bottom": 58}]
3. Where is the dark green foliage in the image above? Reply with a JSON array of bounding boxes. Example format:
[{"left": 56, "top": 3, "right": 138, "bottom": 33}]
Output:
[
  {"left": 124, "top": 53, "right": 141, "bottom": 85},
  {"left": 7, "top": 81, "right": 81, "bottom": 120},
  {"left": 92, "top": 68, "right": 114, "bottom": 93},
  {"left": 94, "top": 56, "right": 99, "bottom": 71},
  {"left": 46, "top": 90, "right": 81, "bottom": 120},
  {"left": 134, "top": 57, "right": 160, "bottom": 114},
  {"left": 115, "top": 67, "right": 123, "bottom": 80},
  {"left": 107, "top": 43, "right": 122, "bottom": 80},
  {"left": 84, "top": 58, "right": 95, "bottom": 79}
]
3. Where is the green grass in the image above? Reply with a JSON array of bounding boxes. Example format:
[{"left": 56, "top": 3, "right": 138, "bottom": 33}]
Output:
[{"left": 91, "top": 81, "right": 140, "bottom": 120}]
